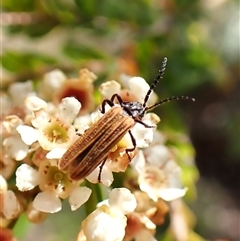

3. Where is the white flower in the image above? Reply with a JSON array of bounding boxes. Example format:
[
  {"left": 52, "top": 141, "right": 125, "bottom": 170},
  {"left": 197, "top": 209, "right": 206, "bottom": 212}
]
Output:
[
  {"left": 15, "top": 162, "right": 91, "bottom": 213},
  {"left": 37, "top": 118, "right": 76, "bottom": 151},
  {"left": 138, "top": 161, "right": 188, "bottom": 202},
  {"left": 82, "top": 188, "right": 137, "bottom": 241},
  {"left": 132, "top": 144, "right": 188, "bottom": 202},
  {"left": 17, "top": 96, "right": 80, "bottom": 155}
]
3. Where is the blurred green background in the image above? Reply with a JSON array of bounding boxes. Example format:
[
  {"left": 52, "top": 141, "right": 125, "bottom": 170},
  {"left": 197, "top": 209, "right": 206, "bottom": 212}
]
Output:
[{"left": 1, "top": 0, "right": 239, "bottom": 240}]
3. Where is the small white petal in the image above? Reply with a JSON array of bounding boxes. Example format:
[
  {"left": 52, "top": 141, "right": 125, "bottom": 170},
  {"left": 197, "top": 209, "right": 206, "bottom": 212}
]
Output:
[
  {"left": 131, "top": 121, "right": 154, "bottom": 148},
  {"left": 76, "top": 123, "right": 90, "bottom": 135},
  {"left": 128, "top": 77, "right": 149, "bottom": 102},
  {"left": 158, "top": 188, "right": 188, "bottom": 201},
  {"left": 0, "top": 175, "right": 8, "bottom": 192},
  {"left": 3, "top": 115, "right": 23, "bottom": 134},
  {"left": 16, "top": 164, "right": 39, "bottom": 191},
  {"left": 138, "top": 167, "right": 163, "bottom": 202},
  {"left": 0, "top": 93, "right": 11, "bottom": 115},
  {"left": 163, "top": 159, "right": 181, "bottom": 175},
  {"left": 3, "top": 136, "right": 29, "bottom": 160},
  {"left": 69, "top": 186, "right": 92, "bottom": 211},
  {"left": 91, "top": 110, "right": 102, "bottom": 123},
  {"left": 86, "top": 165, "right": 113, "bottom": 187},
  {"left": 17, "top": 125, "right": 38, "bottom": 145},
  {"left": 85, "top": 167, "right": 101, "bottom": 183},
  {"left": 46, "top": 148, "right": 67, "bottom": 159},
  {"left": 58, "top": 97, "right": 81, "bottom": 124},
  {"left": 151, "top": 131, "right": 166, "bottom": 145},
  {"left": 143, "top": 113, "right": 160, "bottom": 125},
  {"left": 43, "top": 69, "right": 66, "bottom": 86},
  {"left": 96, "top": 199, "right": 109, "bottom": 208},
  {"left": 99, "top": 166, "right": 114, "bottom": 187},
  {"left": 144, "top": 145, "right": 170, "bottom": 167},
  {"left": 108, "top": 188, "right": 137, "bottom": 214},
  {"left": 33, "top": 191, "right": 62, "bottom": 213},
  {"left": 74, "top": 114, "right": 92, "bottom": 125},
  {"left": 91, "top": 105, "right": 113, "bottom": 124},
  {"left": 130, "top": 150, "right": 146, "bottom": 174},
  {"left": 74, "top": 115, "right": 91, "bottom": 134},
  {"left": 25, "top": 96, "right": 47, "bottom": 111},
  {"left": 123, "top": 76, "right": 158, "bottom": 106},
  {"left": 141, "top": 215, "right": 156, "bottom": 230},
  {"left": 99, "top": 80, "right": 121, "bottom": 99},
  {"left": 118, "top": 74, "right": 131, "bottom": 87},
  {"left": 82, "top": 204, "right": 127, "bottom": 241},
  {"left": 42, "top": 69, "right": 67, "bottom": 99},
  {"left": 31, "top": 110, "right": 49, "bottom": 128},
  {"left": 3, "top": 190, "right": 20, "bottom": 219}
]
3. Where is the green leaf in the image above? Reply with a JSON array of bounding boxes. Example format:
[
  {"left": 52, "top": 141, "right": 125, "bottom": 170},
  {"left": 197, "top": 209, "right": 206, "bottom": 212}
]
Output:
[
  {"left": 63, "top": 42, "right": 106, "bottom": 60},
  {"left": 1, "top": 51, "right": 56, "bottom": 73},
  {"left": 6, "top": 23, "right": 57, "bottom": 38},
  {"left": 13, "top": 213, "right": 30, "bottom": 239},
  {"left": 3, "top": 0, "right": 35, "bottom": 11},
  {"left": 181, "top": 165, "right": 199, "bottom": 201}
]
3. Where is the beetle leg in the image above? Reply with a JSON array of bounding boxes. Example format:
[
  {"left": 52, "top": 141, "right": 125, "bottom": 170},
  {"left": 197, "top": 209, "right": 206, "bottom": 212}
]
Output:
[
  {"left": 111, "top": 94, "right": 123, "bottom": 104},
  {"left": 125, "top": 130, "right": 136, "bottom": 161},
  {"left": 100, "top": 99, "right": 114, "bottom": 114},
  {"left": 134, "top": 119, "right": 156, "bottom": 128},
  {"left": 98, "top": 158, "right": 107, "bottom": 182}
]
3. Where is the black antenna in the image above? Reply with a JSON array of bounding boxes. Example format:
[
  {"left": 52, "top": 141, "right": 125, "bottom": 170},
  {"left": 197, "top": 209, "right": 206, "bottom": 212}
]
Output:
[
  {"left": 145, "top": 95, "right": 195, "bottom": 111},
  {"left": 142, "top": 57, "right": 168, "bottom": 108},
  {"left": 143, "top": 57, "right": 195, "bottom": 111}
]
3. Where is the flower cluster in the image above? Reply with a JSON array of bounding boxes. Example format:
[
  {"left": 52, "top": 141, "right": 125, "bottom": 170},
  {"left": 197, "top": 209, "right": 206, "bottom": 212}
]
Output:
[{"left": 0, "top": 68, "right": 190, "bottom": 240}]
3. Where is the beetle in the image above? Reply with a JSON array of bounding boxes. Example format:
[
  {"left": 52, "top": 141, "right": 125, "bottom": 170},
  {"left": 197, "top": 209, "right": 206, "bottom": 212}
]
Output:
[{"left": 58, "top": 57, "right": 195, "bottom": 181}]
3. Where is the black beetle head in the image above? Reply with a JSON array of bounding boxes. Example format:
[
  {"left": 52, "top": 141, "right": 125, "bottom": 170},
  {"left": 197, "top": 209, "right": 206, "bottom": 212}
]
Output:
[{"left": 121, "top": 101, "right": 146, "bottom": 119}]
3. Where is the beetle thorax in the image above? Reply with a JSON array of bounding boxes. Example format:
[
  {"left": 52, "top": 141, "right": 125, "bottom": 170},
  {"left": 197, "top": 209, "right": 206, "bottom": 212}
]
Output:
[{"left": 121, "top": 101, "right": 146, "bottom": 119}]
